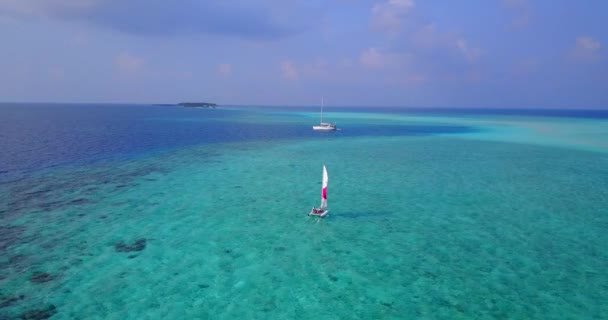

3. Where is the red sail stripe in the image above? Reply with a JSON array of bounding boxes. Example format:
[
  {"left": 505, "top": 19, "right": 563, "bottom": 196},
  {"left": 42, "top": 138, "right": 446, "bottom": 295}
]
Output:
[{"left": 322, "top": 187, "right": 327, "bottom": 199}]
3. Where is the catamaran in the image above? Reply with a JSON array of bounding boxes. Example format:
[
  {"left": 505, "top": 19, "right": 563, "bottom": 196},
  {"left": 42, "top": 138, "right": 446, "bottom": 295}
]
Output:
[
  {"left": 312, "top": 98, "right": 336, "bottom": 131},
  {"left": 309, "top": 165, "right": 329, "bottom": 217}
]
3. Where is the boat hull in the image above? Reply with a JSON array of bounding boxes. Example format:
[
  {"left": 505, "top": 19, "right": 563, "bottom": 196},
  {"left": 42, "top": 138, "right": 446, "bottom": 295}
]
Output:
[
  {"left": 312, "top": 126, "right": 336, "bottom": 131},
  {"left": 309, "top": 209, "right": 329, "bottom": 217}
]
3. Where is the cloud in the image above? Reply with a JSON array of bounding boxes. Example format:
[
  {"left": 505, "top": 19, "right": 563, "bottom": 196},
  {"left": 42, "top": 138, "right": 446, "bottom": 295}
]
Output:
[
  {"left": 217, "top": 63, "right": 232, "bottom": 77},
  {"left": 281, "top": 61, "right": 299, "bottom": 80},
  {"left": 368, "top": 3, "right": 482, "bottom": 65},
  {"left": 355, "top": 47, "right": 428, "bottom": 86},
  {"left": 360, "top": 48, "right": 385, "bottom": 69},
  {"left": 273, "top": 54, "right": 426, "bottom": 89},
  {"left": 577, "top": 36, "right": 601, "bottom": 50},
  {"left": 371, "top": 0, "right": 415, "bottom": 35},
  {"left": 570, "top": 36, "right": 602, "bottom": 61},
  {"left": 114, "top": 52, "right": 144, "bottom": 72},
  {"left": 406, "top": 24, "right": 482, "bottom": 63},
  {"left": 359, "top": 47, "right": 410, "bottom": 69},
  {"left": 0, "top": 0, "right": 313, "bottom": 40},
  {"left": 361, "top": 2, "right": 484, "bottom": 86},
  {"left": 456, "top": 39, "right": 482, "bottom": 62},
  {"left": 278, "top": 59, "right": 329, "bottom": 81}
]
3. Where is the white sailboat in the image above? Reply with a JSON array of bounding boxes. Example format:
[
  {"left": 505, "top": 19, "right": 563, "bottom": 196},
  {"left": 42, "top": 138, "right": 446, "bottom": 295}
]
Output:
[
  {"left": 312, "top": 98, "right": 336, "bottom": 131},
  {"left": 309, "top": 165, "right": 329, "bottom": 217}
]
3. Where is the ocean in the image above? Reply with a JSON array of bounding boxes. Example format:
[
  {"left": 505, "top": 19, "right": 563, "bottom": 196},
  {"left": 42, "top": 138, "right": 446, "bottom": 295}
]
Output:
[{"left": 1, "top": 103, "right": 607, "bottom": 319}]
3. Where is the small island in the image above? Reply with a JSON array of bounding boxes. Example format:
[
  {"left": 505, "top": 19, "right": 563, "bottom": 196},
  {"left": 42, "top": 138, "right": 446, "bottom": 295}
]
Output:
[
  {"left": 154, "top": 102, "right": 218, "bottom": 108},
  {"left": 178, "top": 102, "right": 218, "bottom": 108}
]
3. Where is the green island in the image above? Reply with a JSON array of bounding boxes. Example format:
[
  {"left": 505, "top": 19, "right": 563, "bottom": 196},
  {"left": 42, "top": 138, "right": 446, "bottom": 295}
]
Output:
[
  {"left": 154, "top": 102, "right": 218, "bottom": 108},
  {"left": 178, "top": 102, "right": 217, "bottom": 108}
]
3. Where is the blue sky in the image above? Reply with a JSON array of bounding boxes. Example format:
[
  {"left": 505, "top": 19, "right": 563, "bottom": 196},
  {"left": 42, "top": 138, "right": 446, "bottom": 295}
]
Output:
[{"left": 0, "top": 0, "right": 606, "bottom": 108}]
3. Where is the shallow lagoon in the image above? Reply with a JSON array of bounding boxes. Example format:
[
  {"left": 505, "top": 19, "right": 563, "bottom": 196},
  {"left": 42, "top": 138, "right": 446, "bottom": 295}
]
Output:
[{"left": 1, "top": 104, "right": 607, "bottom": 319}]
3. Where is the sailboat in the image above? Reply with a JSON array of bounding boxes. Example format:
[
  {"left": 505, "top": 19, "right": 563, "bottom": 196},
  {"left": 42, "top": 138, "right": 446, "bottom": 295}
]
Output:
[
  {"left": 309, "top": 165, "right": 329, "bottom": 217},
  {"left": 312, "top": 98, "right": 336, "bottom": 131}
]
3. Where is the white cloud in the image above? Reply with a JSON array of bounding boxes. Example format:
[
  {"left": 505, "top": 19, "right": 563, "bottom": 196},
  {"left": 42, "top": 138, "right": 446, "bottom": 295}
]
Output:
[
  {"left": 279, "top": 59, "right": 329, "bottom": 80},
  {"left": 408, "top": 24, "right": 482, "bottom": 62},
  {"left": 371, "top": 3, "right": 484, "bottom": 65},
  {"left": 570, "top": 36, "right": 602, "bottom": 61},
  {"left": 577, "top": 36, "right": 601, "bottom": 50},
  {"left": 360, "top": 48, "right": 385, "bottom": 68},
  {"left": 114, "top": 52, "right": 144, "bottom": 72},
  {"left": 217, "top": 63, "right": 232, "bottom": 77},
  {"left": 281, "top": 60, "right": 298, "bottom": 80},
  {"left": 456, "top": 39, "right": 482, "bottom": 62},
  {"left": 371, "top": 0, "right": 415, "bottom": 35},
  {"left": 359, "top": 47, "right": 411, "bottom": 69},
  {"left": 364, "top": 0, "right": 484, "bottom": 85}
]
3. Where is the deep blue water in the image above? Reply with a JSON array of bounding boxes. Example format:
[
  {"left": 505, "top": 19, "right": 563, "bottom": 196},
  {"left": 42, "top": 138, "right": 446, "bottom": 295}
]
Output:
[
  {"left": 1, "top": 103, "right": 606, "bottom": 180},
  {"left": 0, "top": 103, "right": 475, "bottom": 178}
]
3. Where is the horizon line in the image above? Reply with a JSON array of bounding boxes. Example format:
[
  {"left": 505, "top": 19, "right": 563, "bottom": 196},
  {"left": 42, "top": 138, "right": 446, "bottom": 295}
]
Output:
[{"left": 0, "top": 101, "right": 607, "bottom": 111}]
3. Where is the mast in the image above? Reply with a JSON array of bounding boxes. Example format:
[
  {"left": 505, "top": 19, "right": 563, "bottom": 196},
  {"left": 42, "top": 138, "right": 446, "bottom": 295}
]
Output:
[{"left": 320, "top": 97, "right": 324, "bottom": 124}]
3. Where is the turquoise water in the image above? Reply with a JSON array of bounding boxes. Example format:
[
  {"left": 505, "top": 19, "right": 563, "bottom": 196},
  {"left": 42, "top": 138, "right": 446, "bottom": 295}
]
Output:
[{"left": 1, "top": 105, "right": 607, "bottom": 319}]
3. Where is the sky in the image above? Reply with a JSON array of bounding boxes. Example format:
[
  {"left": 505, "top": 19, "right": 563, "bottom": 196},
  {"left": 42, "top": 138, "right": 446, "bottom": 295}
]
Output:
[{"left": 0, "top": 0, "right": 606, "bottom": 108}]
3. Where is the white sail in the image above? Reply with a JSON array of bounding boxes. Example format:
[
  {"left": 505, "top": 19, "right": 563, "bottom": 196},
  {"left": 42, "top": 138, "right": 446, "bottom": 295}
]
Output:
[
  {"left": 320, "top": 165, "right": 328, "bottom": 209},
  {"left": 308, "top": 165, "right": 330, "bottom": 217}
]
